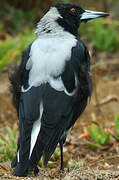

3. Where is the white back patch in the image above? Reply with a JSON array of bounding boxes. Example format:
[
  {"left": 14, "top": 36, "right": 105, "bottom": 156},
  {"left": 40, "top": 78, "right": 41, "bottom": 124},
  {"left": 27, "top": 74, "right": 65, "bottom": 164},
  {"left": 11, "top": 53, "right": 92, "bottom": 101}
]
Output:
[
  {"left": 25, "top": 34, "right": 77, "bottom": 93},
  {"left": 35, "top": 7, "right": 63, "bottom": 37}
]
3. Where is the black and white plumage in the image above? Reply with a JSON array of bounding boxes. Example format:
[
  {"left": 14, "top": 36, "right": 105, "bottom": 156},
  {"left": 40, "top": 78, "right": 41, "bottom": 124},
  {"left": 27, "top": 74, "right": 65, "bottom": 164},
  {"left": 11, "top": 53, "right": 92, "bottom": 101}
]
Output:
[{"left": 9, "top": 3, "right": 109, "bottom": 177}]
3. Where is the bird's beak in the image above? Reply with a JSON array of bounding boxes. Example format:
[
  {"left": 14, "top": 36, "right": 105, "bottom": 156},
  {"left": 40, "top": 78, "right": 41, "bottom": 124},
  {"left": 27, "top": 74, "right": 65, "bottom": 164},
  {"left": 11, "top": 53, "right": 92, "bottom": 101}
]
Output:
[{"left": 80, "top": 10, "right": 109, "bottom": 22}]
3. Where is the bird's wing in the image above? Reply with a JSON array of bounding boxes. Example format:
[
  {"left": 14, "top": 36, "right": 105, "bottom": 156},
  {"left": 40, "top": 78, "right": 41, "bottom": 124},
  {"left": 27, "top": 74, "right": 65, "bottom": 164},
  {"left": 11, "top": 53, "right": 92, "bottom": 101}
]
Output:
[
  {"left": 61, "top": 38, "right": 93, "bottom": 130},
  {"left": 61, "top": 38, "right": 93, "bottom": 97}
]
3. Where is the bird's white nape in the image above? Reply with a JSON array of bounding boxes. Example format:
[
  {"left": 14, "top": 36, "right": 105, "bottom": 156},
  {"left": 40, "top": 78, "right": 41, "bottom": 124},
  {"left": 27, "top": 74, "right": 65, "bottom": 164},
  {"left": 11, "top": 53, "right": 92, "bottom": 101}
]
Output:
[{"left": 35, "top": 7, "right": 64, "bottom": 37}]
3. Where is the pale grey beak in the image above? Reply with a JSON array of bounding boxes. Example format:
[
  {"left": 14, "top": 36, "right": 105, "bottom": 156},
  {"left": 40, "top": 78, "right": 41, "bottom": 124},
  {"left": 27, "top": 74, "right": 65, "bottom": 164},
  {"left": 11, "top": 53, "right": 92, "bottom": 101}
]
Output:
[{"left": 81, "top": 10, "right": 109, "bottom": 21}]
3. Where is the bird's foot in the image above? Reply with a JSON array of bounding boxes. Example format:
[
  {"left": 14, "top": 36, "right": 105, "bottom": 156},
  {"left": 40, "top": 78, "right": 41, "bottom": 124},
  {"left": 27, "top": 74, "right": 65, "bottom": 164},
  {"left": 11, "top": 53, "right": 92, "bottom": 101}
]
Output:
[
  {"left": 12, "top": 163, "right": 28, "bottom": 177},
  {"left": 28, "top": 166, "right": 40, "bottom": 176},
  {"left": 34, "top": 166, "right": 40, "bottom": 176}
]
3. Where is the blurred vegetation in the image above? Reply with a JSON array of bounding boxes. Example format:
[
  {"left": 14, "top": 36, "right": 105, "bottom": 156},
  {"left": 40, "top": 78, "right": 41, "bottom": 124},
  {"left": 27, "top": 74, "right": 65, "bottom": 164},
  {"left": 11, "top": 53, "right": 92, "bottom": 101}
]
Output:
[
  {"left": 0, "top": 30, "right": 35, "bottom": 69},
  {"left": 114, "top": 115, "right": 119, "bottom": 140},
  {"left": 79, "top": 115, "right": 119, "bottom": 150},
  {"left": 0, "top": 0, "right": 119, "bottom": 69},
  {"left": 0, "top": 125, "right": 17, "bottom": 162},
  {"left": 0, "top": 0, "right": 52, "bottom": 35},
  {"left": 88, "top": 123, "right": 111, "bottom": 150},
  {"left": 79, "top": 20, "right": 119, "bottom": 53}
]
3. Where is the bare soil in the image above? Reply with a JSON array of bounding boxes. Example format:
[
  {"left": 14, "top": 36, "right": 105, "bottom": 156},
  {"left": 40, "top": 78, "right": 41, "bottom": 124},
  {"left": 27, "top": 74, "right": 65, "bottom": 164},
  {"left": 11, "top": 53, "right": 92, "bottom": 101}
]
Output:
[{"left": 0, "top": 52, "right": 119, "bottom": 179}]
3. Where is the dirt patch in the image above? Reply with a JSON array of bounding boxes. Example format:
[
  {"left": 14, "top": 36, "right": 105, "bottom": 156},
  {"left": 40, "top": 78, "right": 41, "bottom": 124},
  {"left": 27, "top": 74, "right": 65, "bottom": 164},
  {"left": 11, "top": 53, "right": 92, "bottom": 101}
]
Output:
[{"left": 0, "top": 70, "right": 17, "bottom": 129}]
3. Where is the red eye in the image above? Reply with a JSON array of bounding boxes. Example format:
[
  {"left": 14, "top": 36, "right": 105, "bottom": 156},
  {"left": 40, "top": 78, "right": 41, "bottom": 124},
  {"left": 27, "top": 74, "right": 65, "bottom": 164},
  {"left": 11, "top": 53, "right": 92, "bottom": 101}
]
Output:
[{"left": 70, "top": 8, "right": 76, "bottom": 13}]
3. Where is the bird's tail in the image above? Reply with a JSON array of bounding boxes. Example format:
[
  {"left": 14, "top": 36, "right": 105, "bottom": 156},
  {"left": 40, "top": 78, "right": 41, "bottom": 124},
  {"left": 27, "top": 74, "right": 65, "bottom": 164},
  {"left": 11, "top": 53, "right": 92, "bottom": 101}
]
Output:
[{"left": 42, "top": 127, "right": 64, "bottom": 166}]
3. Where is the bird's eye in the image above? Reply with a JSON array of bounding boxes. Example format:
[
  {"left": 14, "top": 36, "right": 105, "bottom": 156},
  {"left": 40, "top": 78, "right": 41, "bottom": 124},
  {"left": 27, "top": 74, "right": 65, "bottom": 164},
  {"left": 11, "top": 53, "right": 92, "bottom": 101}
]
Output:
[{"left": 70, "top": 8, "right": 77, "bottom": 13}]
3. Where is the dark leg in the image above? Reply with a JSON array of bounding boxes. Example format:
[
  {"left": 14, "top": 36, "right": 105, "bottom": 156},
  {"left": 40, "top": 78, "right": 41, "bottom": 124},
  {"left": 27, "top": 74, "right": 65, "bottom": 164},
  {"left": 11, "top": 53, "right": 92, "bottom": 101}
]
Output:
[
  {"left": 59, "top": 140, "right": 64, "bottom": 171},
  {"left": 34, "top": 166, "right": 40, "bottom": 176}
]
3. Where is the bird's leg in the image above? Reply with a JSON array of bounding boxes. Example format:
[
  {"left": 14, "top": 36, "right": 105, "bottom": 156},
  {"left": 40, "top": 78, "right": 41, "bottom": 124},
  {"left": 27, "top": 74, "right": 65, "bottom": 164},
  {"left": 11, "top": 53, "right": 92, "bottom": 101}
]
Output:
[
  {"left": 59, "top": 140, "right": 64, "bottom": 172},
  {"left": 34, "top": 166, "right": 40, "bottom": 176}
]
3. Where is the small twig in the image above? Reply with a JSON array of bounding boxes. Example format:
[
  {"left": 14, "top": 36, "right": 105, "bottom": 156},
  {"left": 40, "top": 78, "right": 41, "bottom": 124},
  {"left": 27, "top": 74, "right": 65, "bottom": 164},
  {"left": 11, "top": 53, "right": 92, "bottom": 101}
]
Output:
[
  {"left": 94, "top": 94, "right": 119, "bottom": 106},
  {"left": 0, "top": 164, "right": 8, "bottom": 171},
  {"left": 92, "top": 70, "right": 101, "bottom": 113},
  {"left": 89, "top": 155, "right": 119, "bottom": 167}
]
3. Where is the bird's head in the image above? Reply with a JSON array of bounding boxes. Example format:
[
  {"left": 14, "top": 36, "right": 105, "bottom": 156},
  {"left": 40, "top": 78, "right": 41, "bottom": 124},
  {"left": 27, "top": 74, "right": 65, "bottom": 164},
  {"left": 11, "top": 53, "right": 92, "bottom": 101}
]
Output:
[
  {"left": 55, "top": 2, "right": 109, "bottom": 35},
  {"left": 35, "top": 3, "right": 109, "bottom": 37}
]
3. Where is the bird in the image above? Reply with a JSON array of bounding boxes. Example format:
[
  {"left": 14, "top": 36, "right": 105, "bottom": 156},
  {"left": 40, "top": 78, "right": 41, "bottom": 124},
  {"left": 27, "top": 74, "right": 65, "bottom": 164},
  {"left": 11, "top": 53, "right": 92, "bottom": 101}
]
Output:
[{"left": 9, "top": 2, "right": 109, "bottom": 177}]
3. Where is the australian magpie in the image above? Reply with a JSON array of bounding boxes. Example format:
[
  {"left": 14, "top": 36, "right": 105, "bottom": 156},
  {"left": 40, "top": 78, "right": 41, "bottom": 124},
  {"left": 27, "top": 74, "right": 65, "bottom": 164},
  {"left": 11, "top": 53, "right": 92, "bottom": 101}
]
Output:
[{"left": 9, "top": 2, "right": 109, "bottom": 177}]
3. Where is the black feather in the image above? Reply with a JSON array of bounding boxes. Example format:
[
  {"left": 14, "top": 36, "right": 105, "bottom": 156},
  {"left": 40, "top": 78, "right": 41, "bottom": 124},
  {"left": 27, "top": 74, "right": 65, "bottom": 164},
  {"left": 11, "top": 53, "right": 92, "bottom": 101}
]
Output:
[{"left": 9, "top": 45, "right": 31, "bottom": 114}]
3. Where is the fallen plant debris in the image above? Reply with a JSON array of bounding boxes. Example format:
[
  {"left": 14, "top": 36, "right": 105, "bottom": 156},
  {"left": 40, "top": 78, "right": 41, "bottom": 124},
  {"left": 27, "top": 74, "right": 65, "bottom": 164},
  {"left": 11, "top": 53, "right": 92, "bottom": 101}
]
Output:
[
  {"left": 64, "top": 168, "right": 119, "bottom": 180},
  {"left": 1, "top": 166, "right": 119, "bottom": 180},
  {"left": 94, "top": 94, "right": 119, "bottom": 106}
]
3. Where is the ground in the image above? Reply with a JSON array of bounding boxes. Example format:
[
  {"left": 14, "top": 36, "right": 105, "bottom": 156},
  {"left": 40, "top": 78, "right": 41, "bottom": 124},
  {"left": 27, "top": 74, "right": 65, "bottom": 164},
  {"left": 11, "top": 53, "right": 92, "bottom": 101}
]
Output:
[{"left": 0, "top": 51, "right": 119, "bottom": 179}]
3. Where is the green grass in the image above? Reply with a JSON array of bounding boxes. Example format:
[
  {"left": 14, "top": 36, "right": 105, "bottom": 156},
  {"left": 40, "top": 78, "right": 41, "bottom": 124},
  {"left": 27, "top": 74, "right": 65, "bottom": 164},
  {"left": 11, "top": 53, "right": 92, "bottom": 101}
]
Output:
[
  {"left": 114, "top": 115, "right": 119, "bottom": 140},
  {"left": 79, "top": 19, "right": 119, "bottom": 53},
  {"left": 0, "top": 30, "right": 35, "bottom": 69},
  {"left": 88, "top": 124, "right": 111, "bottom": 150},
  {"left": 0, "top": 125, "right": 17, "bottom": 162}
]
